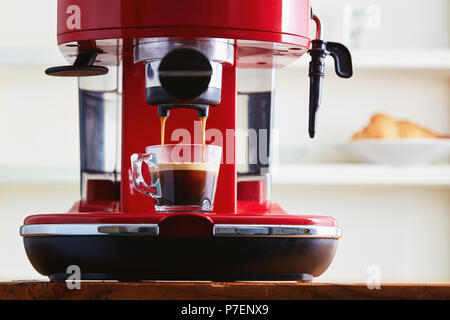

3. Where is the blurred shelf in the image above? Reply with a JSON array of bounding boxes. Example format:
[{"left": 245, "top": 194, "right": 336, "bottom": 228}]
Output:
[
  {"left": 0, "top": 47, "right": 65, "bottom": 65},
  {"left": 0, "top": 166, "right": 78, "bottom": 184},
  {"left": 1, "top": 164, "right": 449, "bottom": 187},
  {"left": 290, "top": 49, "right": 450, "bottom": 73},
  {"left": 273, "top": 163, "right": 450, "bottom": 186}
]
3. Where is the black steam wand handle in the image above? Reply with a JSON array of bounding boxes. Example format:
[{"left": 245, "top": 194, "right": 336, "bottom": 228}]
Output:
[{"left": 307, "top": 40, "right": 353, "bottom": 138}]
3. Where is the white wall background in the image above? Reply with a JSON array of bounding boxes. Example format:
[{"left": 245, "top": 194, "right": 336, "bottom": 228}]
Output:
[
  {"left": 273, "top": 185, "right": 450, "bottom": 283},
  {"left": 0, "top": 0, "right": 449, "bottom": 283}
]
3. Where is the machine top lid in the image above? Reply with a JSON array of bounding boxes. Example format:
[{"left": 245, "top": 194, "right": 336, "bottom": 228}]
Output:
[{"left": 56, "top": 0, "right": 310, "bottom": 47}]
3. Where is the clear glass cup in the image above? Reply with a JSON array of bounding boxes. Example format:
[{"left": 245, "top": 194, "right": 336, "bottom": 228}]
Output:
[{"left": 131, "top": 144, "right": 222, "bottom": 212}]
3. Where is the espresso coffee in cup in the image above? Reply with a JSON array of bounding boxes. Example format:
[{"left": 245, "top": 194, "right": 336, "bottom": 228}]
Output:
[
  {"left": 151, "top": 162, "right": 219, "bottom": 210},
  {"left": 131, "top": 144, "right": 222, "bottom": 212}
]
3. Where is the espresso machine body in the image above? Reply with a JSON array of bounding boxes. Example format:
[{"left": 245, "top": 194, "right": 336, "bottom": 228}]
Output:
[{"left": 21, "top": 0, "right": 350, "bottom": 281}]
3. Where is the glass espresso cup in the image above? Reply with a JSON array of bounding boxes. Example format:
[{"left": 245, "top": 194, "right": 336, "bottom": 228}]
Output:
[{"left": 131, "top": 144, "right": 222, "bottom": 212}]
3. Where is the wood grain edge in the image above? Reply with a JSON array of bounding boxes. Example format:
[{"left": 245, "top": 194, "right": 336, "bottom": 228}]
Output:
[{"left": 0, "top": 282, "right": 448, "bottom": 300}]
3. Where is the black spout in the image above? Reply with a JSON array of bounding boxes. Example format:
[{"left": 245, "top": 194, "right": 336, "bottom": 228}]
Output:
[
  {"left": 196, "top": 106, "right": 209, "bottom": 118},
  {"left": 308, "top": 40, "right": 327, "bottom": 138},
  {"left": 157, "top": 104, "right": 209, "bottom": 118},
  {"left": 308, "top": 40, "right": 352, "bottom": 138},
  {"left": 157, "top": 106, "right": 171, "bottom": 117}
]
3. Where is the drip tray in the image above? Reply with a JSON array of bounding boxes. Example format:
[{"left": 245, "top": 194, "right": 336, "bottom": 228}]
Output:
[
  {"left": 23, "top": 235, "right": 338, "bottom": 282},
  {"left": 21, "top": 212, "right": 341, "bottom": 281}
]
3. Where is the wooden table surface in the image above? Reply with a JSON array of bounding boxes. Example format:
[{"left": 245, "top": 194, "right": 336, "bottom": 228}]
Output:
[{"left": 0, "top": 282, "right": 448, "bottom": 300}]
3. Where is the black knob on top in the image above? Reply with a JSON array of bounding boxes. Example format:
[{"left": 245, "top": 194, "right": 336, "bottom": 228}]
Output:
[{"left": 45, "top": 50, "right": 108, "bottom": 77}]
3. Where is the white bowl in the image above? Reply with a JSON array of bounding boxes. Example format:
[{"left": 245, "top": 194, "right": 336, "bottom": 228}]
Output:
[{"left": 342, "top": 138, "right": 450, "bottom": 165}]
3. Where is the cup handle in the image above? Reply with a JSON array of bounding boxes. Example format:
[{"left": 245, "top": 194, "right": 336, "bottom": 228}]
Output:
[{"left": 130, "top": 153, "right": 161, "bottom": 199}]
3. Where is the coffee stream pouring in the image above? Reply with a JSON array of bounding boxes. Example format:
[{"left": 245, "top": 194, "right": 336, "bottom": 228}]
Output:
[
  {"left": 149, "top": 47, "right": 218, "bottom": 145},
  {"left": 23, "top": 0, "right": 349, "bottom": 282}
]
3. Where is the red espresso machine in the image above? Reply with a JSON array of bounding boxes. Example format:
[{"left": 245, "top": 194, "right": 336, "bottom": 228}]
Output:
[{"left": 20, "top": 0, "right": 352, "bottom": 281}]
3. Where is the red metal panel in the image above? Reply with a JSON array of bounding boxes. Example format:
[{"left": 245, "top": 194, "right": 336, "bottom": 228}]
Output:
[
  {"left": 56, "top": 0, "right": 310, "bottom": 47},
  {"left": 120, "top": 42, "right": 237, "bottom": 213},
  {"left": 237, "top": 181, "right": 267, "bottom": 204}
]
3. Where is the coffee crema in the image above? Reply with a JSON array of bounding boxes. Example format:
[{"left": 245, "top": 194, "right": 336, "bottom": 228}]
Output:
[
  {"left": 151, "top": 162, "right": 219, "bottom": 210},
  {"left": 151, "top": 162, "right": 219, "bottom": 172}
]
